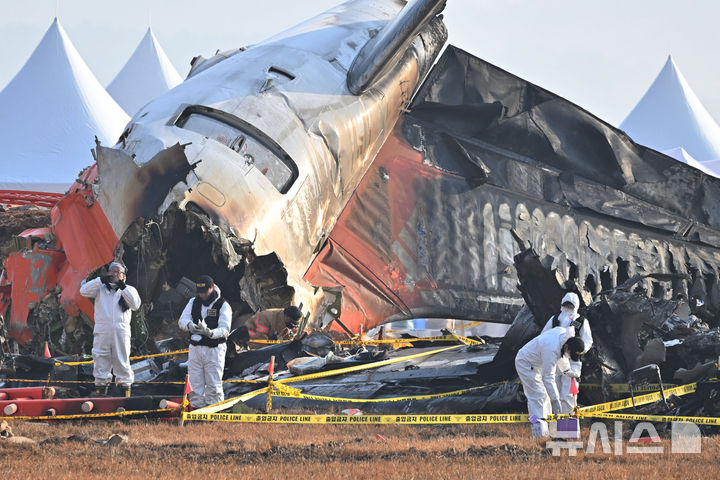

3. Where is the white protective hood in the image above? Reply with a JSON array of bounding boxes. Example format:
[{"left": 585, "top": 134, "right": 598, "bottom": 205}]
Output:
[
  {"left": 620, "top": 56, "right": 720, "bottom": 164},
  {"left": 107, "top": 28, "right": 183, "bottom": 117},
  {"left": 0, "top": 18, "right": 129, "bottom": 192}
]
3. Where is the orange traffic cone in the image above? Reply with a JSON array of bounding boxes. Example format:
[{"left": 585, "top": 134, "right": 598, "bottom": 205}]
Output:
[
  {"left": 43, "top": 342, "right": 51, "bottom": 359},
  {"left": 181, "top": 375, "right": 193, "bottom": 410},
  {"left": 570, "top": 377, "right": 579, "bottom": 395}
]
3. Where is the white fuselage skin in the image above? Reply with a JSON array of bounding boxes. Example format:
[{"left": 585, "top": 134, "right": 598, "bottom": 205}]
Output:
[{"left": 97, "top": 0, "right": 445, "bottom": 319}]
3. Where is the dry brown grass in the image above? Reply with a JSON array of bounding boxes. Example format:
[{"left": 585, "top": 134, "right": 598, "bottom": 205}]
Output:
[{"left": 1, "top": 419, "right": 718, "bottom": 480}]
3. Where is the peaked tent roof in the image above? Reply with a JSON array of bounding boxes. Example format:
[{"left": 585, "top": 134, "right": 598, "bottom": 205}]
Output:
[
  {"left": 620, "top": 56, "right": 720, "bottom": 162},
  {"left": 0, "top": 18, "right": 129, "bottom": 193},
  {"left": 107, "top": 28, "right": 183, "bottom": 117}
]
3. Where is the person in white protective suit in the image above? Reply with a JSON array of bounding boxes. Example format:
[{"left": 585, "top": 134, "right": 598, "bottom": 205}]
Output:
[
  {"left": 79, "top": 262, "right": 141, "bottom": 394},
  {"left": 541, "top": 292, "right": 593, "bottom": 413},
  {"left": 515, "top": 327, "right": 585, "bottom": 437},
  {"left": 178, "top": 275, "right": 232, "bottom": 408}
]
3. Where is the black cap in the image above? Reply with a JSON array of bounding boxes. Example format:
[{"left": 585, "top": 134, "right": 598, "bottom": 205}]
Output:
[
  {"left": 195, "top": 275, "right": 214, "bottom": 294},
  {"left": 284, "top": 306, "right": 302, "bottom": 321}
]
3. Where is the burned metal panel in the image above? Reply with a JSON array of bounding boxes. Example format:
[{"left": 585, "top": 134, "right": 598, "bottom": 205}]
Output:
[
  {"left": 95, "top": 143, "right": 194, "bottom": 239},
  {"left": 5, "top": 247, "right": 65, "bottom": 344},
  {"left": 411, "top": 46, "right": 720, "bottom": 239},
  {"left": 306, "top": 46, "right": 720, "bottom": 333}
]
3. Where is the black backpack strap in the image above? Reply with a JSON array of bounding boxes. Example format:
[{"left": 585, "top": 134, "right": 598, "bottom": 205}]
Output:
[{"left": 572, "top": 315, "right": 586, "bottom": 337}]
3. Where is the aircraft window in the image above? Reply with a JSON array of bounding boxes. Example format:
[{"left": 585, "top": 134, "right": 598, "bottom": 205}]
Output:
[
  {"left": 175, "top": 106, "right": 297, "bottom": 193},
  {"left": 181, "top": 113, "right": 245, "bottom": 151}
]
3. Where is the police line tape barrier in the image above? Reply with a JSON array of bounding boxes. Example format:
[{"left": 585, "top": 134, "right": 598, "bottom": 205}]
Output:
[
  {"left": 54, "top": 349, "right": 190, "bottom": 366},
  {"left": 580, "top": 383, "right": 679, "bottom": 393},
  {"left": 249, "top": 335, "right": 485, "bottom": 346},
  {"left": 192, "top": 345, "right": 463, "bottom": 414},
  {"left": 7, "top": 343, "right": 461, "bottom": 389},
  {"left": 578, "top": 383, "right": 697, "bottom": 414},
  {"left": 52, "top": 334, "right": 482, "bottom": 367},
  {"left": 183, "top": 406, "right": 720, "bottom": 427},
  {"left": 1, "top": 377, "right": 262, "bottom": 386},
  {"left": 581, "top": 411, "right": 720, "bottom": 426},
  {"left": 268, "top": 382, "right": 518, "bottom": 403},
  {"left": 0, "top": 407, "right": 176, "bottom": 421},
  {"left": 281, "top": 345, "right": 462, "bottom": 384},
  {"left": 183, "top": 412, "right": 530, "bottom": 424}
]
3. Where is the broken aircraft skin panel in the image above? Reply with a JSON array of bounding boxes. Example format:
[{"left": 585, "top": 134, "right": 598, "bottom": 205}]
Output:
[
  {"left": 1, "top": 0, "right": 449, "bottom": 353},
  {"left": 305, "top": 45, "right": 720, "bottom": 332}
]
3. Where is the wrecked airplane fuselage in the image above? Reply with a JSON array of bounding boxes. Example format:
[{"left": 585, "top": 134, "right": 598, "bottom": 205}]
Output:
[
  {"left": 3, "top": 0, "right": 720, "bottom": 360},
  {"left": 1, "top": 0, "right": 449, "bottom": 352},
  {"left": 97, "top": 0, "right": 447, "bottom": 340}
]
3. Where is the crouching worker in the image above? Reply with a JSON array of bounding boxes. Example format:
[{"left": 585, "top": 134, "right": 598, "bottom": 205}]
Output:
[
  {"left": 541, "top": 292, "right": 593, "bottom": 414},
  {"left": 515, "top": 327, "right": 585, "bottom": 438},
  {"left": 246, "top": 306, "right": 303, "bottom": 342},
  {"left": 178, "top": 275, "right": 232, "bottom": 408},
  {"left": 80, "top": 262, "right": 141, "bottom": 396}
]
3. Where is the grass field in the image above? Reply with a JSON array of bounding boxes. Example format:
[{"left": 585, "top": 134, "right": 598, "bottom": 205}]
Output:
[{"left": 2, "top": 419, "right": 718, "bottom": 479}]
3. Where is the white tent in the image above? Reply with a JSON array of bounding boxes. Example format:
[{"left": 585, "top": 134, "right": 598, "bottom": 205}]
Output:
[
  {"left": 0, "top": 18, "right": 129, "bottom": 193},
  {"left": 620, "top": 56, "right": 720, "bottom": 164},
  {"left": 107, "top": 28, "right": 182, "bottom": 117}
]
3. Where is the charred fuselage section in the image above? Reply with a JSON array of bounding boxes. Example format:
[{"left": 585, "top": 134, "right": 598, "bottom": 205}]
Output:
[
  {"left": 305, "top": 45, "right": 720, "bottom": 331},
  {"left": 114, "top": 203, "right": 295, "bottom": 352}
]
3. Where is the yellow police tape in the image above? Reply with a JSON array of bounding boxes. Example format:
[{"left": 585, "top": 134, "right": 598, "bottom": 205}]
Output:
[
  {"left": 55, "top": 349, "right": 190, "bottom": 366},
  {"left": 249, "top": 335, "right": 484, "bottom": 346},
  {"left": 192, "top": 345, "right": 462, "bottom": 414},
  {"left": 1, "top": 378, "right": 185, "bottom": 385},
  {"left": 52, "top": 335, "right": 481, "bottom": 367},
  {"left": 182, "top": 412, "right": 529, "bottom": 424},
  {"left": 579, "top": 383, "right": 697, "bottom": 414},
  {"left": 583, "top": 412, "right": 720, "bottom": 425},
  {"left": 1, "top": 377, "right": 262, "bottom": 385},
  {"left": 269, "top": 382, "right": 515, "bottom": 403},
  {"left": 0, "top": 407, "right": 175, "bottom": 421},
  {"left": 581, "top": 383, "right": 679, "bottom": 393}
]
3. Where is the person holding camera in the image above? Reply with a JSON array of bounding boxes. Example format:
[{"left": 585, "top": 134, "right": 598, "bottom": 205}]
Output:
[{"left": 80, "top": 261, "right": 141, "bottom": 395}]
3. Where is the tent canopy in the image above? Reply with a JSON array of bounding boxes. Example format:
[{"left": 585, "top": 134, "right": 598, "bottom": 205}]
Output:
[
  {"left": 107, "top": 28, "right": 183, "bottom": 117},
  {"left": 620, "top": 56, "right": 720, "bottom": 164},
  {"left": 0, "top": 18, "right": 129, "bottom": 192}
]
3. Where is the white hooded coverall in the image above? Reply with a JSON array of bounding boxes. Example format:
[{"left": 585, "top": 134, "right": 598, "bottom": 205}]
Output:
[
  {"left": 79, "top": 277, "right": 141, "bottom": 387},
  {"left": 515, "top": 326, "right": 573, "bottom": 437},
  {"left": 541, "top": 292, "right": 593, "bottom": 413},
  {"left": 178, "top": 287, "right": 232, "bottom": 408}
]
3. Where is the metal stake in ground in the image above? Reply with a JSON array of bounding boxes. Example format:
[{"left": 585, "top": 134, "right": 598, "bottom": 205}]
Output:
[{"left": 266, "top": 356, "right": 276, "bottom": 413}]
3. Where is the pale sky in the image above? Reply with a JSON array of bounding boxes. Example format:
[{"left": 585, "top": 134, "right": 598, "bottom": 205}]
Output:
[{"left": 1, "top": 0, "right": 718, "bottom": 126}]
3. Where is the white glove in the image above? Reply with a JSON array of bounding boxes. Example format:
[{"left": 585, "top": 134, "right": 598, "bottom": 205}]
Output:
[
  {"left": 551, "top": 400, "right": 562, "bottom": 415},
  {"left": 187, "top": 322, "right": 202, "bottom": 334},
  {"left": 558, "top": 356, "right": 582, "bottom": 379},
  {"left": 562, "top": 367, "right": 581, "bottom": 379},
  {"left": 198, "top": 320, "right": 213, "bottom": 338}
]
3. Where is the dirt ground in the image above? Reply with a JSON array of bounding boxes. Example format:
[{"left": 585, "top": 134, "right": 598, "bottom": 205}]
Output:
[{"left": 1, "top": 419, "right": 717, "bottom": 479}]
